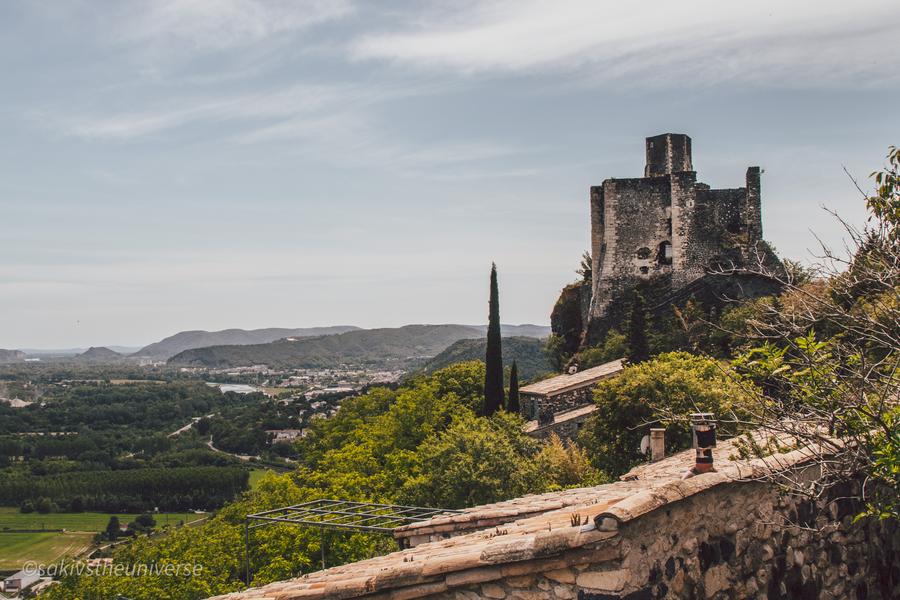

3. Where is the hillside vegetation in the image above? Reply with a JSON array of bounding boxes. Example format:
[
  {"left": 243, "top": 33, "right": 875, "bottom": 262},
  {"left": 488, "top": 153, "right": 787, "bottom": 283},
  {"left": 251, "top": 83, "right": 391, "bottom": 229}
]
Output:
[
  {"left": 42, "top": 362, "right": 602, "bottom": 599},
  {"left": 419, "top": 336, "right": 552, "bottom": 381}
]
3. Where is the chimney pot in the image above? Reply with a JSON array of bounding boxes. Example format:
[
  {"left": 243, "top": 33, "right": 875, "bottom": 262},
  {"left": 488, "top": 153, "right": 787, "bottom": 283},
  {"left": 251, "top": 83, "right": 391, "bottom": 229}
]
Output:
[
  {"left": 650, "top": 428, "right": 665, "bottom": 462},
  {"left": 690, "top": 412, "right": 716, "bottom": 474},
  {"left": 682, "top": 413, "right": 716, "bottom": 478}
]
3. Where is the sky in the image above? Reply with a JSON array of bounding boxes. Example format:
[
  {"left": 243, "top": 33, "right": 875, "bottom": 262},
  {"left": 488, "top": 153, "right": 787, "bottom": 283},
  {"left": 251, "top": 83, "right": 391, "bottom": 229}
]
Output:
[{"left": 2, "top": 0, "right": 899, "bottom": 349}]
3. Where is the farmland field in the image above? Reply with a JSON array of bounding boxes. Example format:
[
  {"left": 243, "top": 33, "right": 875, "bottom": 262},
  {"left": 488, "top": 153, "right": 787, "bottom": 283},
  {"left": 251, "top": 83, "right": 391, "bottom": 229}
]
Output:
[
  {"left": 0, "top": 508, "right": 208, "bottom": 570},
  {"left": 0, "top": 531, "right": 94, "bottom": 570},
  {"left": 248, "top": 468, "right": 271, "bottom": 490},
  {"left": 0, "top": 508, "right": 203, "bottom": 532}
]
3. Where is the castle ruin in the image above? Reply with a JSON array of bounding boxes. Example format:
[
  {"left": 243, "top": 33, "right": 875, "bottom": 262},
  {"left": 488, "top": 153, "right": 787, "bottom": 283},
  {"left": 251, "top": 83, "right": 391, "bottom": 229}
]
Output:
[{"left": 554, "top": 134, "right": 783, "bottom": 351}]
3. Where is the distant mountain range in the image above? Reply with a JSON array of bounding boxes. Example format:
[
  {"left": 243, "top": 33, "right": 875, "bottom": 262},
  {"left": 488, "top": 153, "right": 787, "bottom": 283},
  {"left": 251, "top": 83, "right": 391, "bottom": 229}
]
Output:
[
  {"left": 17, "top": 346, "right": 141, "bottom": 357},
  {"left": 0, "top": 349, "right": 26, "bottom": 364},
  {"left": 133, "top": 326, "right": 362, "bottom": 360},
  {"left": 167, "top": 324, "right": 552, "bottom": 369},
  {"left": 6, "top": 324, "right": 551, "bottom": 368},
  {"left": 467, "top": 324, "right": 552, "bottom": 339},
  {"left": 418, "top": 336, "right": 553, "bottom": 382}
]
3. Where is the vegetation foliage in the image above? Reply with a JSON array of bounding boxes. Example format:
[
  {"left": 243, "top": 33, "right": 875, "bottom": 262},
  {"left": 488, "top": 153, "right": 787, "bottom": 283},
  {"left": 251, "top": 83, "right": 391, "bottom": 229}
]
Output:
[
  {"left": 579, "top": 352, "right": 758, "bottom": 476},
  {"left": 42, "top": 363, "right": 602, "bottom": 599}
]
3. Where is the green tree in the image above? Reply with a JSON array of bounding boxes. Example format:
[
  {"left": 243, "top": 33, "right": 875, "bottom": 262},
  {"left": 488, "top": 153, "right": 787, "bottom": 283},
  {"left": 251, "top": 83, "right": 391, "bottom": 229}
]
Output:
[
  {"left": 576, "top": 331, "right": 627, "bottom": 369},
  {"left": 507, "top": 360, "right": 520, "bottom": 414},
  {"left": 579, "top": 352, "right": 756, "bottom": 476},
  {"left": 726, "top": 147, "right": 900, "bottom": 521},
  {"left": 867, "top": 145, "right": 899, "bottom": 242},
  {"left": 532, "top": 434, "right": 606, "bottom": 490},
  {"left": 105, "top": 515, "right": 120, "bottom": 541},
  {"left": 135, "top": 513, "right": 156, "bottom": 529},
  {"left": 483, "top": 263, "right": 504, "bottom": 415},
  {"left": 400, "top": 411, "right": 538, "bottom": 508},
  {"left": 35, "top": 496, "right": 55, "bottom": 514},
  {"left": 543, "top": 334, "right": 569, "bottom": 372},
  {"left": 627, "top": 291, "right": 650, "bottom": 363}
]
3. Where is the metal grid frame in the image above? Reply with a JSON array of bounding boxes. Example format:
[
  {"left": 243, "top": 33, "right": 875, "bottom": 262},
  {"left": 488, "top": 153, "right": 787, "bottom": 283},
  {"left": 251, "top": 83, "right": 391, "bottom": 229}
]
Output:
[
  {"left": 243, "top": 499, "right": 463, "bottom": 583},
  {"left": 247, "top": 499, "right": 463, "bottom": 533}
]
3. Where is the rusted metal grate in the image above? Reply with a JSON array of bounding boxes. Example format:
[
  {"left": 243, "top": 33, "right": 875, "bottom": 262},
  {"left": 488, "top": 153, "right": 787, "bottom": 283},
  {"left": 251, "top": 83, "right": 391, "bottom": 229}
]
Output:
[
  {"left": 247, "top": 499, "right": 463, "bottom": 533},
  {"left": 243, "top": 500, "right": 463, "bottom": 581}
]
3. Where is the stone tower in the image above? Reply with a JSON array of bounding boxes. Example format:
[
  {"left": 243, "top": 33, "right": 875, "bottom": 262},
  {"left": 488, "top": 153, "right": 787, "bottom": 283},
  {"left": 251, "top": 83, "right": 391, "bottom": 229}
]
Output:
[{"left": 587, "top": 133, "right": 776, "bottom": 330}]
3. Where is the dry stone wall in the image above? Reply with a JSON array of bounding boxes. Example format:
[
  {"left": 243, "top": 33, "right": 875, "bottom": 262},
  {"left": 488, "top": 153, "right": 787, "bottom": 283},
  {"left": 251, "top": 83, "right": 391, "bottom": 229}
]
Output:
[
  {"left": 522, "top": 388, "right": 593, "bottom": 422},
  {"left": 211, "top": 443, "right": 899, "bottom": 600},
  {"left": 426, "top": 480, "right": 898, "bottom": 600}
]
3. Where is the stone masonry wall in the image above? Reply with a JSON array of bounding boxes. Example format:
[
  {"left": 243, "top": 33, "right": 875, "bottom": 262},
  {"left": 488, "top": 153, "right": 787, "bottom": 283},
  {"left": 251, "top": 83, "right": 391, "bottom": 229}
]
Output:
[
  {"left": 522, "top": 388, "right": 593, "bottom": 421},
  {"left": 590, "top": 176, "right": 673, "bottom": 319},
  {"left": 421, "top": 479, "right": 899, "bottom": 600}
]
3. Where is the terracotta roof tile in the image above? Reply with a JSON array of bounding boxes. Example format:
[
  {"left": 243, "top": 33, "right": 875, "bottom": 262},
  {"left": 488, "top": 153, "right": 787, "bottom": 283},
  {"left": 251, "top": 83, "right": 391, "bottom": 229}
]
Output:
[
  {"left": 209, "top": 436, "right": 816, "bottom": 600},
  {"left": 519, "top": 359, "right": 625, "bottom": 396}
]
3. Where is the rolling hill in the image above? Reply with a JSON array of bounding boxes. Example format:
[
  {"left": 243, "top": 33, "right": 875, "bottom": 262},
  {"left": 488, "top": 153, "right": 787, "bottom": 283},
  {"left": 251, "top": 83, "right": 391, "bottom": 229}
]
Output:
[
  {"left": 74, "top": 347, "right": 124, "bottom": 363},
  {"left": 167, "top": 324, "right": 498, "bottom": 369},
  {"left": 417, "top": 336, "right": 553, "bottom": 381},
  {"left": 470, "top": 324, "right": 551, "bottom": 339},
  {"left": 134, "top": 326, "right": 361, "bottom": 360}
]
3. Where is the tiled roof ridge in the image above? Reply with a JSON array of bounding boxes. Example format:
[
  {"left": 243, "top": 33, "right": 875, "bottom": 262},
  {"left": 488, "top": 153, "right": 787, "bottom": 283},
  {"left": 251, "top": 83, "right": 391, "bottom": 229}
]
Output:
[
  {"left": 518, "top": 359, "right": 625, "bottom": 396},
  {"left": 209, "top": 437, "right": 820, "bottom": 600},
  {"left": 522, "top": 404, "right": 597, "bottom": 434}
]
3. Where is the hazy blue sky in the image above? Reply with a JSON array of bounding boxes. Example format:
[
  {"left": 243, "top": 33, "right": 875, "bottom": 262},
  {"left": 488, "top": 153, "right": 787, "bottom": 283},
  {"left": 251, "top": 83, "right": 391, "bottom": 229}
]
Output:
[{"left": 2, "top": 1, "right": 898, "bottom": 348}]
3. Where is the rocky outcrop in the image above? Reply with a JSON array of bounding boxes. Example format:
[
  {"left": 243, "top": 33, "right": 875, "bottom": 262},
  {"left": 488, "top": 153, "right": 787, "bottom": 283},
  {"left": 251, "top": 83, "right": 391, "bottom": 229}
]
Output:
[{"left": 550, "top": 280, "right": 591, "bottom": 357}]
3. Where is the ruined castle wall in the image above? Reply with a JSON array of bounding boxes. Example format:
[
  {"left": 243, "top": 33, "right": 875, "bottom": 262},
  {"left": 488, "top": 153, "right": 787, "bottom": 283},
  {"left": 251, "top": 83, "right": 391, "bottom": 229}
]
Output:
[
  {"left": 745, "top": 167, "right": 763, "bottom": 245},
  {"left": 645, "top": 134, "right": 692, "bottom": 177},
  {"left": 591, "top": 178, "right": 672, "bottom": 319},
  {"left": 683, "top": 186, "right": 748, "bottom": 275},
  {"left": 425, "top": 479, "right": 899, "bottom": 600}
]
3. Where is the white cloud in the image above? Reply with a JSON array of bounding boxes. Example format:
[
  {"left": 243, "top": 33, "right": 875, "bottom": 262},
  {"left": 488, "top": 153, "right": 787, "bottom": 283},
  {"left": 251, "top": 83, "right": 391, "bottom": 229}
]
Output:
[
  {"left": 120, "top": 0, "right": 354, "bottom": 50},
  {"left": 59, "top": 83, "right": 352, "bottom": 139},
  {"left": 350, "top": 0, "right": 900, "bottom": 88}
]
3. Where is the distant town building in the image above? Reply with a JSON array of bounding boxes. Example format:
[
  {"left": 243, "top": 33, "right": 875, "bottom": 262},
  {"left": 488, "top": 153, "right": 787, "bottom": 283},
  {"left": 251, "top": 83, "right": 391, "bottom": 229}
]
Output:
[
  {"left": 266, "top": 429, "right": 307, "bottom": 443},
  {"left": 2, "top": 569, "right": 41, "bottom": 595},
  {"left": 0, "top": 397, "right": 33, "bottom": 408}
]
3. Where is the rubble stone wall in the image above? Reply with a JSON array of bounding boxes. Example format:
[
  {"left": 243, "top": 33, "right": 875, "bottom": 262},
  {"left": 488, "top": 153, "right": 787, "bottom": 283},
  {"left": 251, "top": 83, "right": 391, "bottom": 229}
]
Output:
[
  {"left": 522, "top": 388, "right": 593, "bottom": 421},
  {"left": 422, "top": 479, "right": 899, "bottom": 600}
]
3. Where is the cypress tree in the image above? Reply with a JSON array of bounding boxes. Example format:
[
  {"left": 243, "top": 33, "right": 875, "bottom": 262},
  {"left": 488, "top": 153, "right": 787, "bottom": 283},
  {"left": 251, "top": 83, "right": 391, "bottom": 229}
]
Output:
[
  {"left": 627, "top": 290, "right": 650, "bottom": 364},
  {"left": 507, "top": 360, "right": 520, "bottom": 414},
  {"left": 483, "top": 263, "right": 505, "bottom": 416}
]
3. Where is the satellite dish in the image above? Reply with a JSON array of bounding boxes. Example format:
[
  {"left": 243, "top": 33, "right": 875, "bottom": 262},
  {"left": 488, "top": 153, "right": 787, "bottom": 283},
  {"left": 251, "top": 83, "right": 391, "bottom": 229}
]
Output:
[{"left": 639, "top": 434, "right": 650, "bottom": 455}]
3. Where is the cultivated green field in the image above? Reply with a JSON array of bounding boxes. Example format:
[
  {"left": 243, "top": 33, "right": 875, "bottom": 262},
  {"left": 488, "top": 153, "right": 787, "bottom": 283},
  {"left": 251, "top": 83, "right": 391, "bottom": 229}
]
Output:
[
  {"left": 0, "top": 531, "right": 94, "bottom": 570},
  {"left": 248, "top": 468, "right": 271, "bottom": 490},
  {"left": 0, "top": 507, "right": 204, "bottom": 532},
  {"left": 0, "top": 508, "right": 208, "bottom": 570}
]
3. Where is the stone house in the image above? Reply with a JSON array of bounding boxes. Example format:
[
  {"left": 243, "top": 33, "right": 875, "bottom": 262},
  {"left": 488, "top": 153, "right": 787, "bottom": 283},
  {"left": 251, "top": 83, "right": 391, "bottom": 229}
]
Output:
[{"left": 519, "top": 359, "right": 624, "bottom": 439}]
